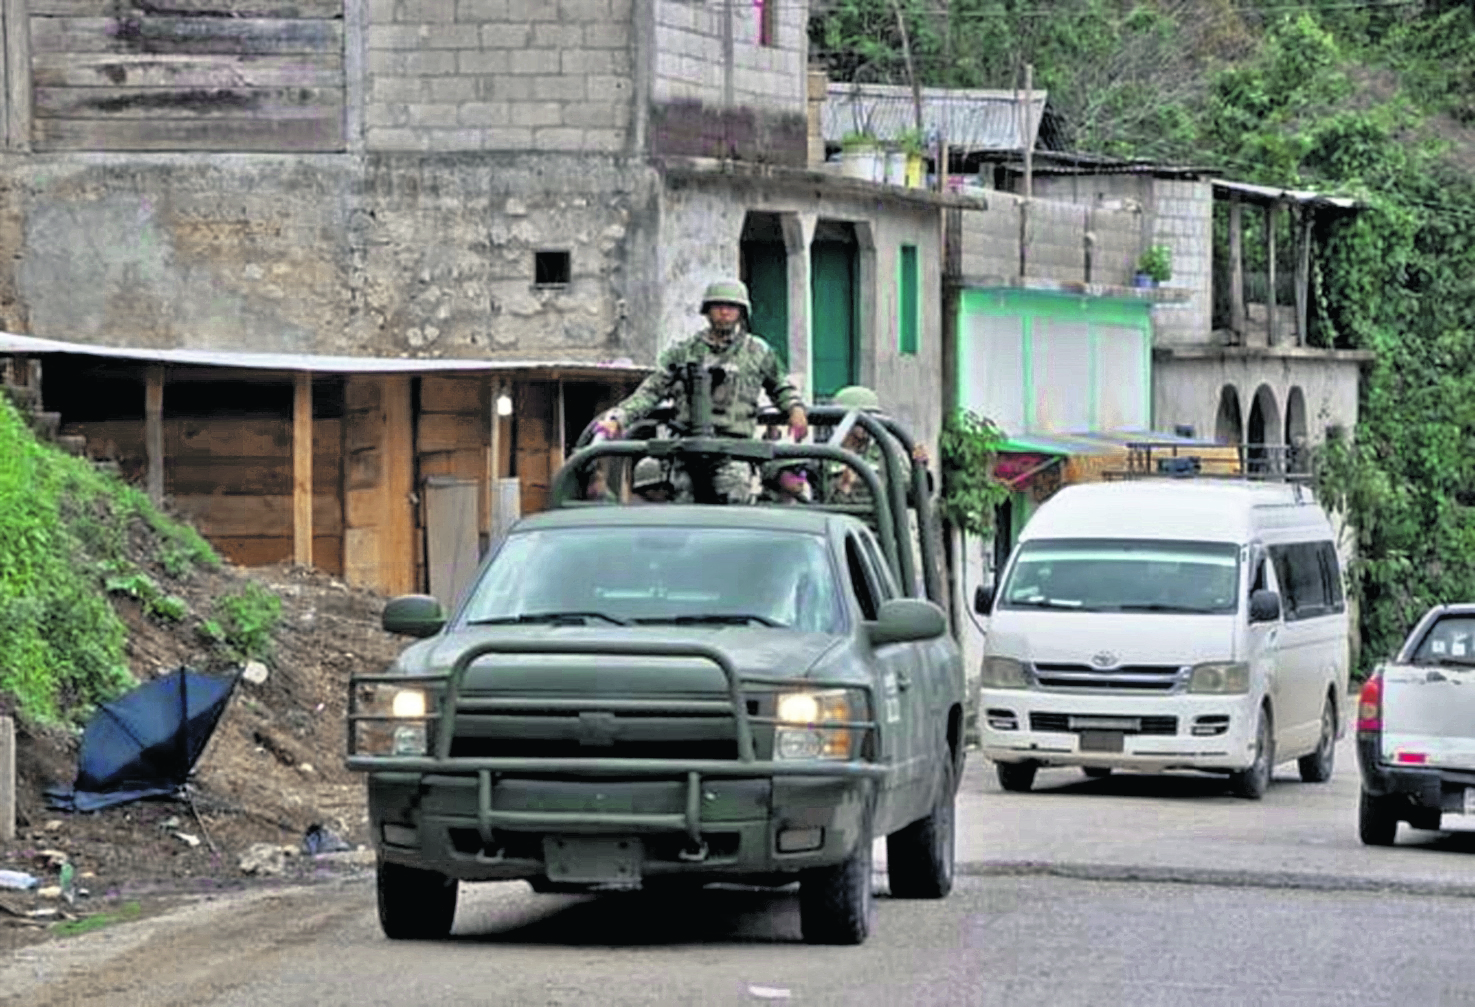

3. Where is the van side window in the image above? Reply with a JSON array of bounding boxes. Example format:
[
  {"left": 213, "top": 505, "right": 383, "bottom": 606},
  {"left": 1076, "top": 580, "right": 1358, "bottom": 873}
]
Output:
[
  {"left": 1317, "top": 542, "right": 1346, "bottom": 613},
  {"left": 845, "top": 537, "right": 880, "bottom": 621},
  {"left": 1269, "top": 543, "right": 1332, "bottom": 621}
]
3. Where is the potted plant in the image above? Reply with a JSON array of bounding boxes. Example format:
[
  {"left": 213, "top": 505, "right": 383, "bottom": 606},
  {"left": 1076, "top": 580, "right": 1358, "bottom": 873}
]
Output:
[
  {"left": 840, "top": 131, "right": 882, "bottom": 182},
  {"left": 898, "top": 128, "right": 927, "bottom": 188},
  {"left": 1136, "top": 244, "right": 1172, "bottom": 287}
]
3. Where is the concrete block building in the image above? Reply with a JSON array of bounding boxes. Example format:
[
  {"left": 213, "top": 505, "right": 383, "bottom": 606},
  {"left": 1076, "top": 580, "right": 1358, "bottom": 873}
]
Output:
[{"left": 0, "top": 0, "right": 959, "bottom": 599}]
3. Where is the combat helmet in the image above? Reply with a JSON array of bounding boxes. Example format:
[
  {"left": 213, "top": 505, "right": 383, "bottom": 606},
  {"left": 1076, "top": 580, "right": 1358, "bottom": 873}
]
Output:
[
  {"left": 831, "top": 385, "right": 881, "bottom": 412},
  {"left": 631, "top": 456, "right": 668, "bottom": 491},
  {"left": 699, "top": 279, "right": 752, "bottom": 317}
]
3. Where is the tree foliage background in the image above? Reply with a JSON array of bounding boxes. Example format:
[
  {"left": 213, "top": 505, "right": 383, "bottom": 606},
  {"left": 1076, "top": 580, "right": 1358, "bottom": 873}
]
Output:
[{"left": 813, "top": 0, "right": 1475, "bottom": 672}]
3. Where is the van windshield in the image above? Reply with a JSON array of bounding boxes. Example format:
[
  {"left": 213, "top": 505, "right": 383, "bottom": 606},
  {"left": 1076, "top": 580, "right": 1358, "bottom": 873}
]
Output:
[{"left": 999, "top": 538, "right": 1240, "bottom": 614}]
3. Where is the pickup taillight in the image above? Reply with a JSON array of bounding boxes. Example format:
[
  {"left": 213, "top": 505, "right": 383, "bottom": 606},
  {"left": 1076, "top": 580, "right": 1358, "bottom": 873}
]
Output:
[{"left": 1356, "top": 673, "right": 1383, "bottom": 733}]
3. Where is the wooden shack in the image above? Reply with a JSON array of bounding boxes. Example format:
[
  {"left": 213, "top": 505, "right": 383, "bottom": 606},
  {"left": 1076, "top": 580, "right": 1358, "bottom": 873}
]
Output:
[{"left": 1, "top": 334, "right": 642, "bottom": 600}]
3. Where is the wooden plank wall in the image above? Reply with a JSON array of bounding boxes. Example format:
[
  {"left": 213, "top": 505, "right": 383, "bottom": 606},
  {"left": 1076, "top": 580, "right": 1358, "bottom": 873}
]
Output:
[
  {"left": 343, "top": 374, "right": 415, "bottom": 595},
  {"left": 415, "top": 375, "right": 489, "bottom": 590},
  {"left": 28, "top": 0, "right": 344, "bottom": 151},
  {"left": 515, "top": 381, "right": 556, "bottom": 517},
  {"left": 63, "top": 414, "right": 346, "bottom": 574}
]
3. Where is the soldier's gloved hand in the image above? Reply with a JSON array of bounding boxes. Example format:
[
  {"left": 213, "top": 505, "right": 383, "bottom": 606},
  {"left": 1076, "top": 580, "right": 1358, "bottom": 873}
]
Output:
[{"left": 788, "top": 406, "right": 809, "bottom": 443}]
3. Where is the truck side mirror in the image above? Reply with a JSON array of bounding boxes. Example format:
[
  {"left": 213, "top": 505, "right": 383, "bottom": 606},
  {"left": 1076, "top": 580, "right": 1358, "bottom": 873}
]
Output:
[
  {"left": 868, "top": 598, "right": 947, "bottom": 646},
  {"left": 973, "top": 584, "right": 994, "bottom": 615},
  {"left": 383, "top": 595, "right": 446, "bottom": 637},
  {"left": 1248, "top": 589, "right": 1281, "bottom": 624}
]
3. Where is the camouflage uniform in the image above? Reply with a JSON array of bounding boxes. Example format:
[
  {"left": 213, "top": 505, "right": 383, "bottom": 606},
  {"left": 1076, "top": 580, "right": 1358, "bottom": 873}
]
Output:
[{"left": 609, "top": 324, "right": 803, "bottom": 504}]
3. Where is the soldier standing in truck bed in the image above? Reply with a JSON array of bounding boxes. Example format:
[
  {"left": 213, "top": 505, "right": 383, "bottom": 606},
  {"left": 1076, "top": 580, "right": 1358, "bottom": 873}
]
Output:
[{"left": 592, "top": 280, "right": 809, "bottom": 504}]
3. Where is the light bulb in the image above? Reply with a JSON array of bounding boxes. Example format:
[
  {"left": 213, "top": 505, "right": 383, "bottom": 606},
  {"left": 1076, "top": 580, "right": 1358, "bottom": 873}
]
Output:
[{"left": 496, "top": 394, "right": 513, "bottom": 417}]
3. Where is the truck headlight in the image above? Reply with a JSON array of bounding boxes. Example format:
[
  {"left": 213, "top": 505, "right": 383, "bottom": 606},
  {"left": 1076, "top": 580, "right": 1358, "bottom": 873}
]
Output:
[
  {"left": 774, "top": 689, "right": 864, "bottom": 761},
  {"left": 1186, "top": 661, "right": 1249, "bottom": 694},
  {"left": 352, "top": 684, "right": 432, "bottom": 756},
  {"left": 981, "top": 656, "right": 1029, "bottom": 689}
]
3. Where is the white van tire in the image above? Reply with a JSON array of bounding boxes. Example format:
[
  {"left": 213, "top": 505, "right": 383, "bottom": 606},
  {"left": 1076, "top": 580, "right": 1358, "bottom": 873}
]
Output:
[
  {"left": 1297, "top": 696, "right": 1336, "bottom": 783},
  {"left": 1229, "top": 705, "right": 1274, "bottom": 800}
]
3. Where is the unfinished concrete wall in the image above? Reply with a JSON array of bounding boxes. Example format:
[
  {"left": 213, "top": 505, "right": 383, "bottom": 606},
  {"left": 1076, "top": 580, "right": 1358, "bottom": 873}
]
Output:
[
  {"left": 366, "top": 0, "right": 635, "bottom": 153},
  {"left": 649, "top": 0, "right": 807, "bottom": 163},
  {"left": 1151, "top": 348, "right": 1365, "bottom": 449},
  {"left": 1, "top": 153, "right": 663, "bottom": 363}
]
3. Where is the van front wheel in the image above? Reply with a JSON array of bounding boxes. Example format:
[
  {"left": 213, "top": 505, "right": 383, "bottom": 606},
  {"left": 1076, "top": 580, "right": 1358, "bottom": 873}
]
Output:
[{"left": 1229, "top": 706, "right": 1274, "bottom": 800}]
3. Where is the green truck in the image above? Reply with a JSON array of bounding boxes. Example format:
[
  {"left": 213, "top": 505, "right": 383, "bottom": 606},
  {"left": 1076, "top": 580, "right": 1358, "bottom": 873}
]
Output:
[{"left": 346, "top": 393, "right": 964, "bottom": 945}]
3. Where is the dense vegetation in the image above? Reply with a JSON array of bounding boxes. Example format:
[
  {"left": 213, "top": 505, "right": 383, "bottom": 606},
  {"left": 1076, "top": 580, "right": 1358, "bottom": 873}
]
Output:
[
  {"left": 0, "top": 392, "right": 218, "bottom": 723},
  {"left": 814, "top": 0, "right": 1475, "bottom": 671}
]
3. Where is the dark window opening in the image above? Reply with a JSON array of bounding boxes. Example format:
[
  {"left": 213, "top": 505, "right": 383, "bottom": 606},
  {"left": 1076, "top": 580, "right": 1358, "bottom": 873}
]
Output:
[
  {"left": 757, "top": 0, "right": 777, "bottom": 46},
  {"left": 845, "top": 537, "right": 879, "bottom": 621},
  {"left": 535, "top": 250, "right": 571, "bottom": 287}
]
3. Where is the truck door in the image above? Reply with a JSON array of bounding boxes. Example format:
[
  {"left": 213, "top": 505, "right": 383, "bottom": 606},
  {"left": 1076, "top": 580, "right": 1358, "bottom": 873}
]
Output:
[{"left": 845, "top": 533, "right": 925, "bottom": 825}]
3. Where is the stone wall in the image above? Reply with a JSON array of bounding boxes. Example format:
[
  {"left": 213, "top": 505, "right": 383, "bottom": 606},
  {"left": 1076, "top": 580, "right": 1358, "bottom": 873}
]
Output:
[
  {"left": 3, "top": 153, "right": 663, "bottom": 361},
  {"left": 365, "top": 0, "right": 636, "bottom": 153}
]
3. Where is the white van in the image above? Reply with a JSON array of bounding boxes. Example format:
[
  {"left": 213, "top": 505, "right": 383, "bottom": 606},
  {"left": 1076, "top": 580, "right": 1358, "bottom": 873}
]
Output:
[{"left": 975, "top": 480, "right": 1350, "bottom": 799}]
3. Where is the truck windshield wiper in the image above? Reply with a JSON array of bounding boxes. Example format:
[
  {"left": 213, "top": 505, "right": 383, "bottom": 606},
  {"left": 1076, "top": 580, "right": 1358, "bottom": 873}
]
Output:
[
  {"left": 468, "top": 611, "right": 630, "bottom": 626},
  {"left": 636, "top": 613, "right": 783, "bottom": 627}
]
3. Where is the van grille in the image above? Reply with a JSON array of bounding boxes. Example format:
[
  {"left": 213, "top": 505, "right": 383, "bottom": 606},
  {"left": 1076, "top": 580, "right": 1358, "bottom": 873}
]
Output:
[
  {"left": 1030, "top": 712, "right": 1178, "bottom": 735},
  {"left": 1032, "top": 663, "right": 1186, "bottom": 692}
]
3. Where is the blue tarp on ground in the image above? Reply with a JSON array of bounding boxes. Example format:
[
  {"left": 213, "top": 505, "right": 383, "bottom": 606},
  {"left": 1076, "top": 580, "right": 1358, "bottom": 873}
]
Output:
[{"left": 45, "top": 668, "right": 238, "bottom": 813}]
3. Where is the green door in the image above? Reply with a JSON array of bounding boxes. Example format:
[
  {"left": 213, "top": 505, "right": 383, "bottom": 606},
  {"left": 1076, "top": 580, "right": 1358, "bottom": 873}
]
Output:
[
  {"left": 811, "top": 240, "right": 857, "bottom": 398},
  {"left": 742, "top": 241, "right": 789, "bottom": 370}
]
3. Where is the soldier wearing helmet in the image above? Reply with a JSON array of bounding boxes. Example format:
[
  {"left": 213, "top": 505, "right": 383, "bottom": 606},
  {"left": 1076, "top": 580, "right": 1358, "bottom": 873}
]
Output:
[
  {"left": 630, "top": 456, "right": 676, "bottom": 504},
  {"left": 825, "top": 385, "right": 931, "bottom": 508},
  {"left": 760, "top": 458, "right": 812, "bottom": 505},
  {"left": 592, "top": 279, "right": 809, "bottom": 504}
]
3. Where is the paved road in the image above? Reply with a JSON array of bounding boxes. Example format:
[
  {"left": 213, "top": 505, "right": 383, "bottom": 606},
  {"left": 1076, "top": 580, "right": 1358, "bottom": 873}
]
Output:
[{"left": 9, "top": 734, "right": 1475, "bottom": 1006}]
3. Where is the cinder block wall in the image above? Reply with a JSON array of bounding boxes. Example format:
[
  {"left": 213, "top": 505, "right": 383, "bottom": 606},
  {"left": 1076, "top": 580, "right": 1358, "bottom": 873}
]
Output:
[
  {"left": 956, "top": 193, "right": 1140, "bottom": 288},
  {"left": 366, "top": 0, "right": 636, "bottom": 152},
  {"left": 653, "top": 0, "right": 806, "bottom": 113},
  {"left": 1148, "top": 178, "right": 1213, "bottom": 344}
]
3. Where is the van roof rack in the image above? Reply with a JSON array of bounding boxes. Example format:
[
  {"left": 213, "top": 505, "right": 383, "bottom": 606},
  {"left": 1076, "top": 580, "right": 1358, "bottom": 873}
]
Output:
[{"left": 1100, "top": 441, "right": 1314, "bottom": 485}]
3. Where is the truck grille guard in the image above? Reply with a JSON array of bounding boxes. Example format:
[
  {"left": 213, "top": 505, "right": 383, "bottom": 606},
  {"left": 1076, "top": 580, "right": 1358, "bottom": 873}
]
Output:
[{"left": 347, "top": 639, "right": 884, "bottom": 855}]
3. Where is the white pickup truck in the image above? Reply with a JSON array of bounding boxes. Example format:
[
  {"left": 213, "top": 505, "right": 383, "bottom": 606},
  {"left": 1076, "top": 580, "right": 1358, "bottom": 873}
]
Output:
[{"left": 1356, "top": 604, "right": 1475, "bottom": 844}]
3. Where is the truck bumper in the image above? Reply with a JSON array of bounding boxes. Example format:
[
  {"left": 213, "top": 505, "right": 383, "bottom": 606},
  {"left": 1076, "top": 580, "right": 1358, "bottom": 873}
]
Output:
[
  {"left": 1357, "top": 735, "right": 1475, "bottom": 818},
  {"left": 364, "top": 767, "right": 880, "bottom": 884}
]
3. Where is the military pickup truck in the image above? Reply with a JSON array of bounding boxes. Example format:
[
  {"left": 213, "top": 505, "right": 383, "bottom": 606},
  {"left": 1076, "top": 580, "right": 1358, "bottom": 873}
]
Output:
[{"left": 346, "top": 385, "right": 964, "bottom": 946}]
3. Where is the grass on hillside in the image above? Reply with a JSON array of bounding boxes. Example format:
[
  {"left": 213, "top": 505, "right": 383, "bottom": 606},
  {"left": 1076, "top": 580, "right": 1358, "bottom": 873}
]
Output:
[{"left": 0, "top": 391, "right": 218, "bottom": 724}]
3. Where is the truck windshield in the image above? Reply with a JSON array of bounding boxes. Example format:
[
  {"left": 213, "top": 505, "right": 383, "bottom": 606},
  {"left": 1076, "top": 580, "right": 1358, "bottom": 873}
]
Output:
[
  {"left": 999, "top": 538, "right": 1240, "bottom": 615},
  {"left": 461, "top": 527, "right": 846, "bottom": 634}
]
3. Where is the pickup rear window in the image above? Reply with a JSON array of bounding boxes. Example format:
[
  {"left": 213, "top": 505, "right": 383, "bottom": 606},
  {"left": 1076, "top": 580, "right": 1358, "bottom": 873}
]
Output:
[
  {"left": 1412, "top": 616, "right": 1475, "bottom": 665},
  {"left": 460, "top": 527, "right": 846, "bottom": 634}
]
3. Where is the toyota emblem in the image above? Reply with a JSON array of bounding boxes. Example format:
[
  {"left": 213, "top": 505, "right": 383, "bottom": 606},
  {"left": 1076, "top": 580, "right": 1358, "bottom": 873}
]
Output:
[{"left": 1090, "top": 651, "right": 1118, "bottom": 668}]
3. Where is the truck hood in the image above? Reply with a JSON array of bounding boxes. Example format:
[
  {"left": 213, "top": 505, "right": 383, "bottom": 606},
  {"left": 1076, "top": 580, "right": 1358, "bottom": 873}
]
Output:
[
  {"left": 389, "top": 625, "right": 846, "bottom": 694},
  {"left": 985, "top": 610, "right": 1237, "bottom": 666}
]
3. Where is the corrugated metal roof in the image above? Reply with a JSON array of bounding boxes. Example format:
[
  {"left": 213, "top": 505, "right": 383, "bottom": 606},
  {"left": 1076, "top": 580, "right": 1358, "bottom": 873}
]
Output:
[
  {"left": 0, "top": 331, "right": 652, "bottom": 376},
  {"left": 821, "top": 83, "right": 1046, "bottom": 151},
  {"left": 1211, "top": 178, "right": 1361, "bottom": 210}
]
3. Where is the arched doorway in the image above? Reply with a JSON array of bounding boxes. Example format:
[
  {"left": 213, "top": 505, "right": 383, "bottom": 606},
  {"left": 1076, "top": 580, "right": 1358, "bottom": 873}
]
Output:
[
  {"left": 1215, "top": 385, "right": 1243, "bottom": 446},
  {"left": 1285, "top": 386, "right": 1308, "bottom": 474},
  {"left": 1247, "top": 384, "right": 1281, "bottom": 475}
]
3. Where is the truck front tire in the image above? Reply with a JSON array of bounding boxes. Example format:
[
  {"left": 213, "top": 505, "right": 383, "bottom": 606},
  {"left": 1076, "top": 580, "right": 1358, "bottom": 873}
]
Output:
[
  {"left": 799, "top": 827, "right": 874, "bottom": 945},
  {"left": 377, "top": 859, "right": 459, "bottom": 940},
  {"left": 887, "top": 756, "right": 956, "bottom": 899}
]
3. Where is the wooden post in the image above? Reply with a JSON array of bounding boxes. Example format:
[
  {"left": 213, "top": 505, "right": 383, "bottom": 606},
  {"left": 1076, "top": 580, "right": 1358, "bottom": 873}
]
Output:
[
  {"left": 292, "top": 371, "right": 313, "bottom": 567},
  {"left": 488, "top": 381, "right": 505, "bottom": 545},
  {"left": 1266, "top": 202, "right": 1281, "bottom": 347},
  {"left": 382, "top": 375, "right": 416, "bottom": 595},
  {"left": 1294, "top": 206, "right": 1312, "bottom": 347},
  {"left": 0, "top": 716, "right": 13, "bottom": 842},
  {"left": 1022, "top": 63, "right": 1034, "bottom": 202},
  {"left": 145, "top": 365, "right": 164, "bottom": 505},
  {"left": 1228, "top": 198, "right": 1245, "bottom": 341}
]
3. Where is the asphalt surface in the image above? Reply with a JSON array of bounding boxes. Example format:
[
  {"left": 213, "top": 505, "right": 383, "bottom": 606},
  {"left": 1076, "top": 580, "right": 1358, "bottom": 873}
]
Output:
[{"left": 8, "top": 733, "right": 1475, "bottom": 1006}]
